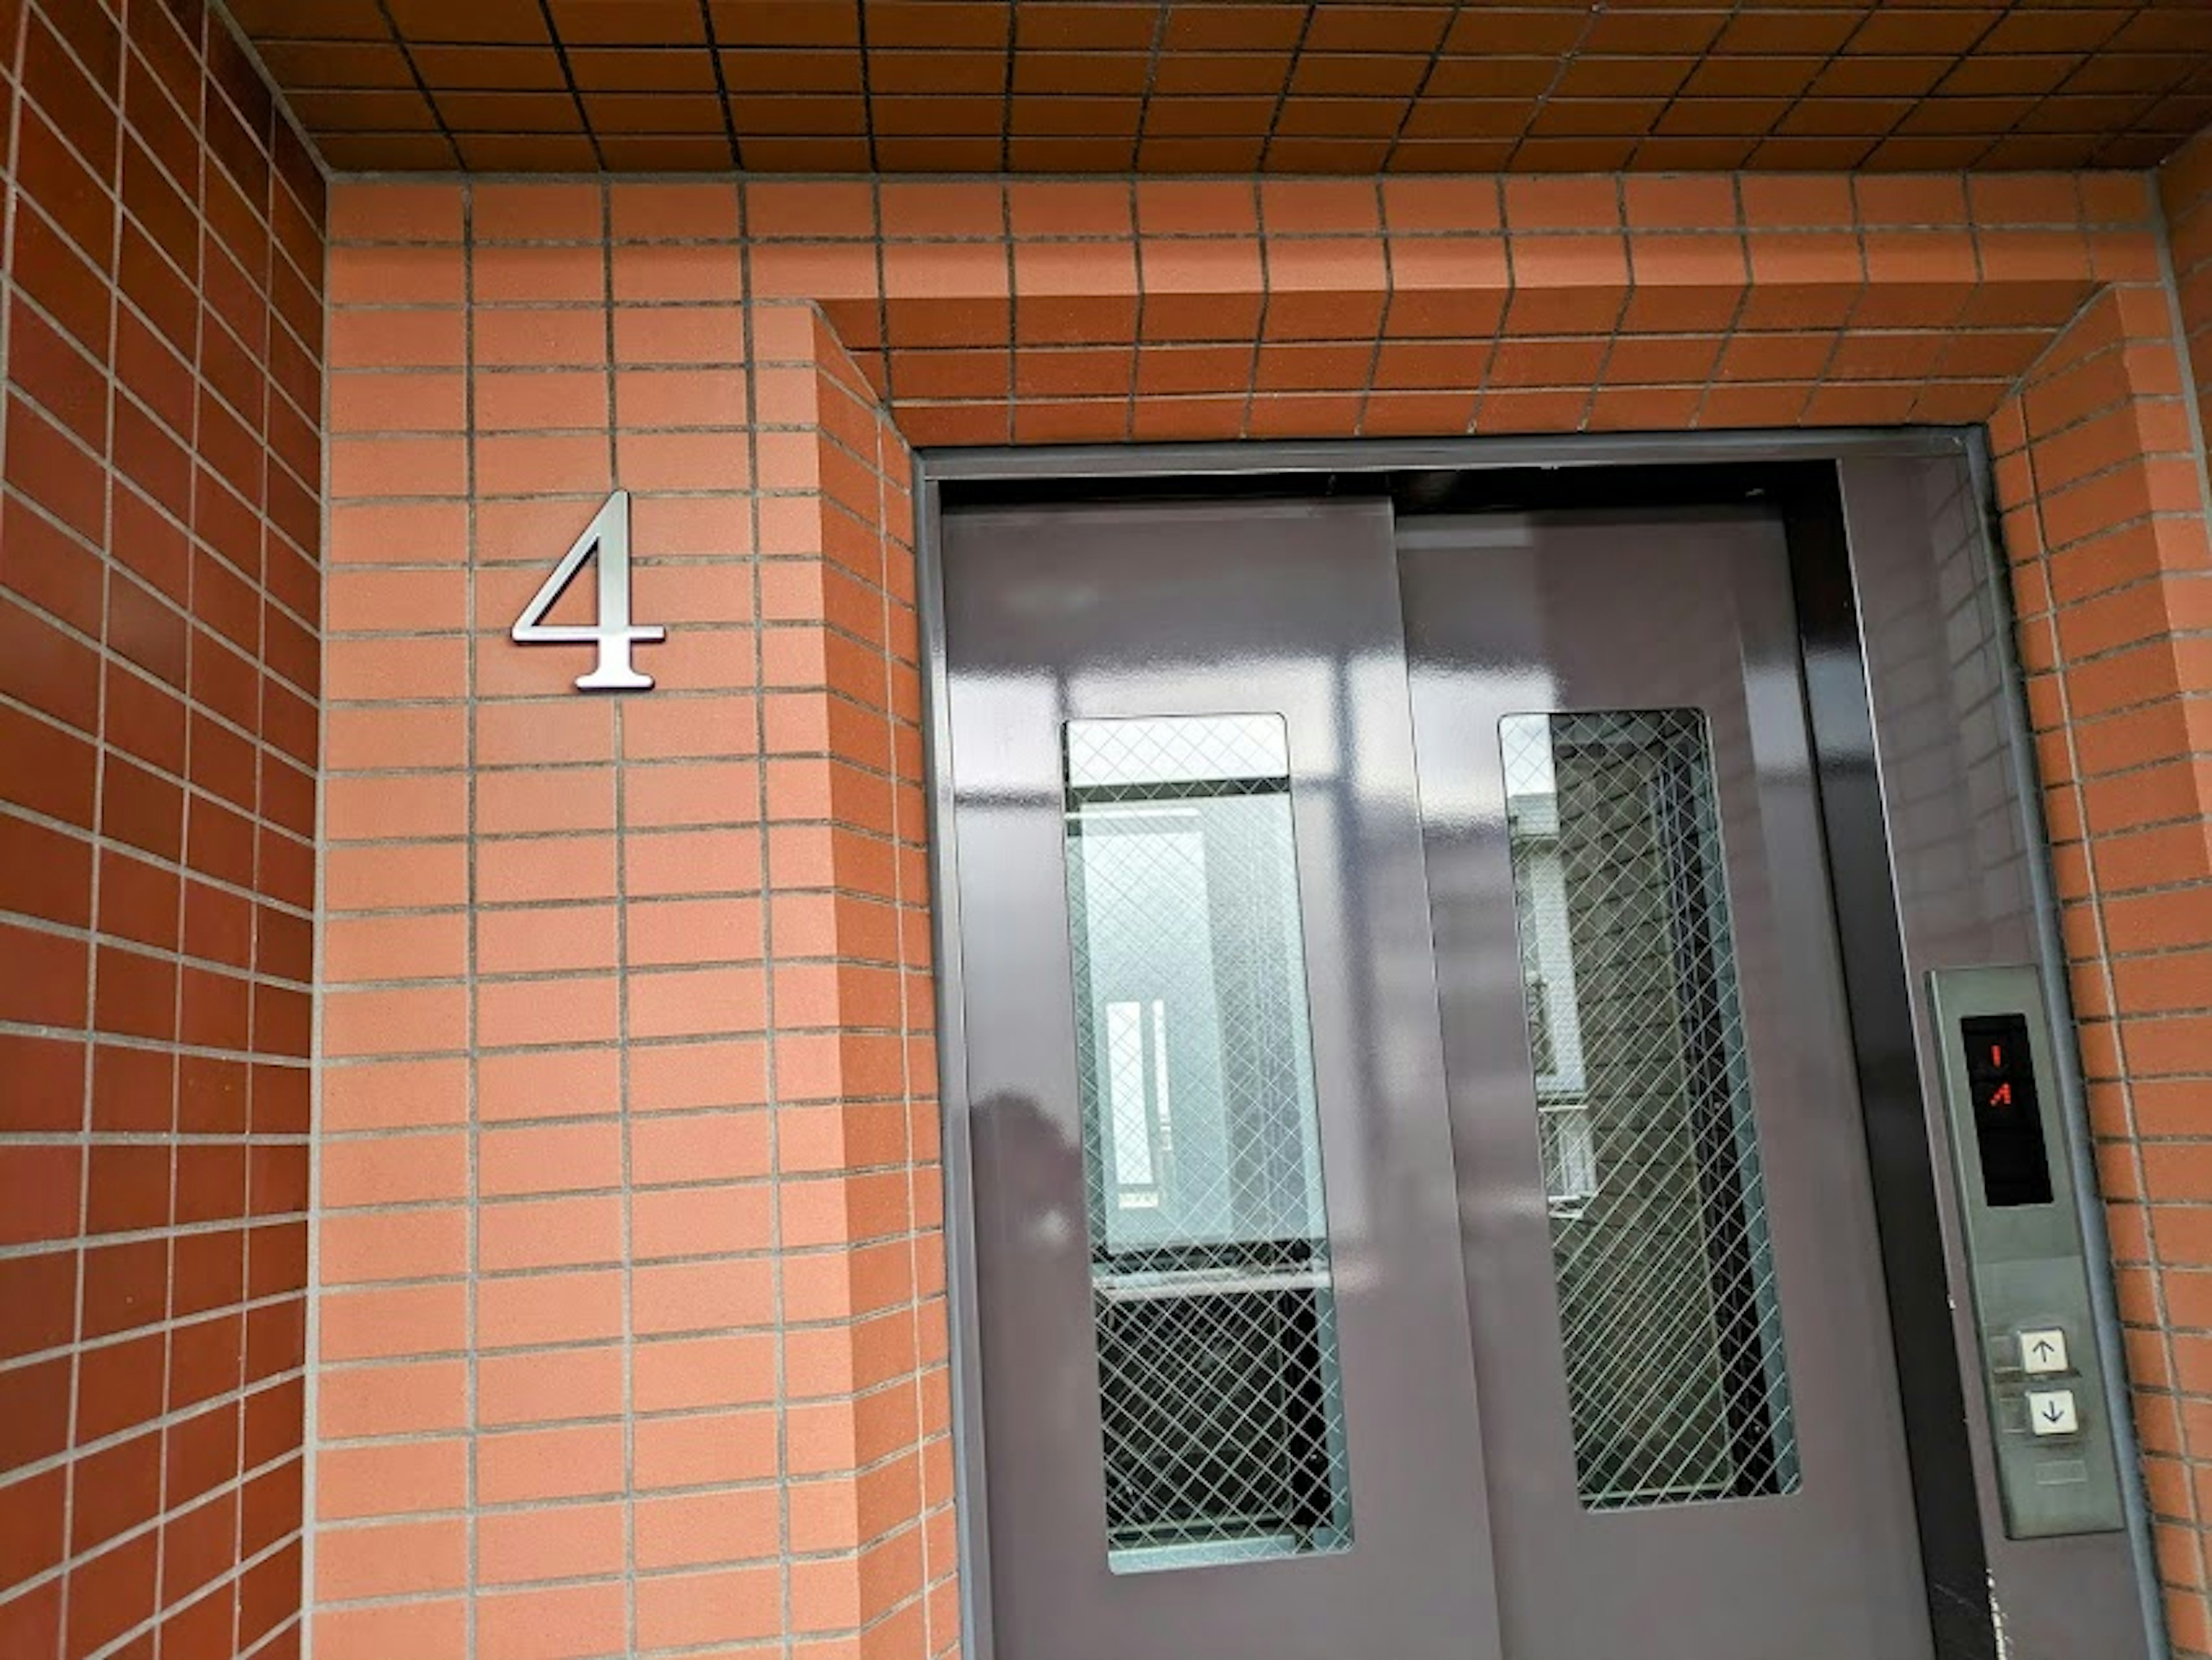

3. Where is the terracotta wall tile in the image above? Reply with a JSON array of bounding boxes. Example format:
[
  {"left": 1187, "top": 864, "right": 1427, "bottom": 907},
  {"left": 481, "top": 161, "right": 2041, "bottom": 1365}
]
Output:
[
  {"left": 320, "top": 183, "right": 944, "bottom": 1660},
  {"left": 1, "top": 1, "right": 321, "bottom": 1654}
]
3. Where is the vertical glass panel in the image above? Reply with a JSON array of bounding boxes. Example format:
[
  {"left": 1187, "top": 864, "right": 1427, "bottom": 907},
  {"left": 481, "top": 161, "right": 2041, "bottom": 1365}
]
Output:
[
  {"left": 1500, "top": 709, "right": 1799, "bottom": 1511},
  {"left": 1063, "top": 714, "right": 1351, "bottom": 1571}
]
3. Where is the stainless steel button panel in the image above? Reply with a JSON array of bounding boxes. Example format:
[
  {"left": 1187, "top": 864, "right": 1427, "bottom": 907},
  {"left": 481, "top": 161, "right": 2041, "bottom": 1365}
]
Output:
[{"left": 1929, "top": 967, "right": 2125, "bottom": 1540}]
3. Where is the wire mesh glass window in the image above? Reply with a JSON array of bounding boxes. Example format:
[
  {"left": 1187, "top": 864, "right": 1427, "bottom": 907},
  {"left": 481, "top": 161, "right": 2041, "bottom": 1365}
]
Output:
[
  {"left": 1062, "top": 714, "right": 1352, "bottom": 1572},
  {"left": 1500, "top": 709, "right": 1800, "bottom": 1511}
]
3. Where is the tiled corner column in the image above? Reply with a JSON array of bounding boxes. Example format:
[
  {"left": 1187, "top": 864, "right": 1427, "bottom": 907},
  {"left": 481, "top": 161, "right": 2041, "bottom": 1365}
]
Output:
[
  {"left": 1991, "top": 270, "right": 2212, "bottom": 1655},
  {"left": 762, "top": 306, "right": 957, "bottom": 1660},
  {"left": 318, "top": 184, "right": 950, "bottom": 1660}
]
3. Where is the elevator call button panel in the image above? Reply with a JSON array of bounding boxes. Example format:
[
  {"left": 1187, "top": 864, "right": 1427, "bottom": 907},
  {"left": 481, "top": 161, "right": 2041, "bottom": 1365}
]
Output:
[{"left": 1928, "top": 966, "right": 2124, "bottom": 1540}]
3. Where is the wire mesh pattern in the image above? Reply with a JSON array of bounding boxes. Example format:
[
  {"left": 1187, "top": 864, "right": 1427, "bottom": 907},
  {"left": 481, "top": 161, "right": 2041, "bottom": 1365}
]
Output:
[
  {"left": 1501, "top": 709, "right": 1800, "bottom": 1511},
  {"left": 1062, "top": 715, "right": 1351, "bottom": 1570}
]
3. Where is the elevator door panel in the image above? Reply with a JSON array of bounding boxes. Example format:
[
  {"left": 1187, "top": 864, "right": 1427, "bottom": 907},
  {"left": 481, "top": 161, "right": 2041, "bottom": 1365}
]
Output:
[
  {"left": 940, "top": 501, "right": 1504, "bottom": 1660},
  {"left": 1400, "top": 510, "right": 1934, "bottom": 1660}
]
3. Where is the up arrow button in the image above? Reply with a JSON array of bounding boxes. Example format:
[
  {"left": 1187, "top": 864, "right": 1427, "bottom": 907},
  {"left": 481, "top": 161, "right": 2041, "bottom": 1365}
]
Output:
[{"left": 2018, "top": 1326, "right": 2070, "bottom": 1376}]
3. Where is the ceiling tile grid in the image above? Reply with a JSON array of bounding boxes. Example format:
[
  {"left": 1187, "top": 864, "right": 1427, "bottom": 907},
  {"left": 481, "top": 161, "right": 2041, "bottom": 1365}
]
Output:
[{"left": 227, "top": 1, "right": 2212, "bottom": 175}]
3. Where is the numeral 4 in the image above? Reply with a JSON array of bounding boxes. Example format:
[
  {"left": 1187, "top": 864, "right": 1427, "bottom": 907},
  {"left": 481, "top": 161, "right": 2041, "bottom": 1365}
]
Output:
[{"left": 510, "top": 490, "right": 666, "bottom": 692}]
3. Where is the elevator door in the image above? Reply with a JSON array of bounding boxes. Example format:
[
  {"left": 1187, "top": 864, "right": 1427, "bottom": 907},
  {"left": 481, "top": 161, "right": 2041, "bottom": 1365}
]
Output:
[
  {"left": 939, "top": 497, "right": 1934, "bottom": 1660},
  {"left": 1400, "top": 509, "right": 1932, "bottom": 1660}
]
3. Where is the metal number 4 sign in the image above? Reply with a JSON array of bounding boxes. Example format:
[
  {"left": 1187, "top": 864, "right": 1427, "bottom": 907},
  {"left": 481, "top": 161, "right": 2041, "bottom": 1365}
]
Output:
[{"left": 510, "top": 490, "right": 666, "bottom": 692}]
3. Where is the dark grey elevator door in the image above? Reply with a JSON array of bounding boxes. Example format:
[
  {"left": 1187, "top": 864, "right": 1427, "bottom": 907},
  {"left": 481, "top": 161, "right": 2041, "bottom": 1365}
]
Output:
[
  {"left": 940, "top": 497, "right": 1933, "bottom": 1660},
  {"left": 1401, "top": 510, "right": 1933, "bottom": 1660}
]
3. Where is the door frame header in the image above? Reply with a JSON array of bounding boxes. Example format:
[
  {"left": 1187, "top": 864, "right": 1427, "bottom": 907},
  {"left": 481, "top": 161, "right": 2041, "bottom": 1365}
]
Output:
[{"left": 915, "top": 425, "right": 1971, "bottom": 487}]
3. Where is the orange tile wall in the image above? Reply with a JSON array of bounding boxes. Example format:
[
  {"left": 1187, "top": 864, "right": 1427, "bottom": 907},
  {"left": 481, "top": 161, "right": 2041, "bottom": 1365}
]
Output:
[
  {"left": 0, "top": 1, "right": 325, "bottom": 1657},
  {"left": 1976, "top": 126, "right": 2212, "bottom": 1656},
  {"left": 318, "top": 163, "right": 2212, "bottom": 1658},
  {"left": 317, "top": 185, "right": 949, "bottom": 1660}
]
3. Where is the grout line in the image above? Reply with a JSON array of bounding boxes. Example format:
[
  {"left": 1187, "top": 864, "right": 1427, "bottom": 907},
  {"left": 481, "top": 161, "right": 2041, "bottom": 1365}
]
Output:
[
  {"left": 733, "top": 236, "right": 797, "bottom": 1660},
  {"left": 854, "top": 0, "right": 879, "bottom": 177},
  {"left": 597, "top": 174, "right": 643, "bottom": 1660},
  {"left": 1239, "top": 177, "right": 1267, "bottom": 437},
  {"left": 995, "top": 0, "right": 1014, "bottom": 178},
  {"left": 369, "top": 0, "right": 463, "bottom": 172},
  {"left": 1498, "top": 5, "right": 1603, "bottom": 175},
  {"left": 52, "top": 0, "right": 126, "bottom": 1643},
  {"left": 882, "top": 378, "right": 946, "bottom": 1655},
  {"left": 996, "top": 180, "right": 1015, "bottom": 441},
  {"left": 312, "top": 1413, "right": 921, "bottom": 1498},
  {"left": 1252, "top": 5, "right": 1318, "bottom": 179},
  {"left": 206, "top": 0, "right": 336, "bottom": 186},
  {"left": 313, "top": 164, "right": 2168, "bottom": 232},
  {"left": 1786, "top": 188, "right": 1874, "bottom": 429},
  {"left": 535, "top": 0, "right": 606, "bottom": 175},
  {"left": 1352, "top": 174, "right": 1392, "bottom": 439},
  {"left": 1572, "top": 172, "right": 1642, "bottom": 433},
  {"left": 459, "top": 170, "right": 483, "bottom": 1660},
  {"left": 1375, "top": 0, "right": 1466, "bottom": 179},
  {"left": 1127, "top": 4, "right": 1170, "bottom": 177},
  {"left": 1120, "top": 173, "right": 1141, "bottom": 439},
  {"left": 696, "top": 0, "right": 743, "bottom": 173},
  {"left": 1467, "top": 176, "right": 1509, "bottom": 434},
  {"left": 1628, "top": 0, "right": 1741, "bottom": 175},
  {"left": 1687, "top": 174, "right": 1761, "bottom": 431},
  {"left": 864, "top": 177, "right": 897, "bottom": 412},
  {"left": 321, "top": 221, "right": 2144, "bottom": 252}
]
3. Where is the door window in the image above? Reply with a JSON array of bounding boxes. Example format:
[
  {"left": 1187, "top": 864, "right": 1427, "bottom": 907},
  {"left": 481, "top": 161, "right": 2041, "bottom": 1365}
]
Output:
[
  {"left": 1062, "top": 714, "right": 1353, "bottom": 1571},
  {"left": 1500, "top": 709, "right": 1800, "bottom": 1510}
]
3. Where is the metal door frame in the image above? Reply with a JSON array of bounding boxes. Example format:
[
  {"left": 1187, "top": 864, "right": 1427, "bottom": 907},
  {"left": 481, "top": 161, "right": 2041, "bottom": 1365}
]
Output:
[{"left": 914, "top": 429, "right": 2162, "bottom": 1660}]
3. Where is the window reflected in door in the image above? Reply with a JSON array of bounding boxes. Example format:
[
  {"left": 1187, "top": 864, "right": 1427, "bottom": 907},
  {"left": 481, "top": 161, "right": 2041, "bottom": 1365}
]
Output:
[
  {"left": 1512, "top": 833, "right": 1600, "bottom": 1219},
  {"left": 1501, "top": 709, "right": 1800, "bottom": 1511},
  {"left": 1063, "top": 714, "right": 1352, "bottom": 1571}
]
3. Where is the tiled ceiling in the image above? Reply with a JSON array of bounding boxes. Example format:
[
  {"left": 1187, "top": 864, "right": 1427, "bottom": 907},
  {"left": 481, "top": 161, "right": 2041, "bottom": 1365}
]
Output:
[{"left": 226, "top": 1, "right": 2212, "bottom": 175}]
